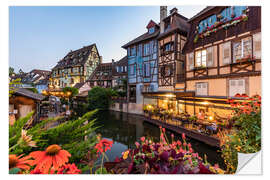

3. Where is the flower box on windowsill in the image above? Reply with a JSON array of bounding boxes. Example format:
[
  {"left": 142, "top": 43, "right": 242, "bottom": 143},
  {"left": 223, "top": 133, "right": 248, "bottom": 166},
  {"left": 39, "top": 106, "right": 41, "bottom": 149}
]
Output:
[
  {"left": 194, "top": 66, "right": 207, "bottom": 71},
  {"left": 233, "top": 57, "right": 256, "bottom": 65}
]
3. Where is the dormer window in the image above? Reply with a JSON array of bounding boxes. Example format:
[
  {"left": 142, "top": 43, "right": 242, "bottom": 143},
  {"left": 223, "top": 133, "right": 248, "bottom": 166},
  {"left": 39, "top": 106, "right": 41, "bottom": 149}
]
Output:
[{"left": 148, "top": 27, "right": 155, "bottom": 34}]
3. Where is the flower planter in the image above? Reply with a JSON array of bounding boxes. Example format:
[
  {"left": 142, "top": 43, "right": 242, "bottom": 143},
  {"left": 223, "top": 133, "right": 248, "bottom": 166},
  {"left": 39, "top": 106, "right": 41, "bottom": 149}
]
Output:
[{"left": 236, "top": 152, "right": 258, "bottom": 173}]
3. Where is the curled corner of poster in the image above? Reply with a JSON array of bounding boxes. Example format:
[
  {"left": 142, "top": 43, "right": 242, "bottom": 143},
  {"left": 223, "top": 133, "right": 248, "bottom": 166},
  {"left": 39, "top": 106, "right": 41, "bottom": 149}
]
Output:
[{"left": 237, "top": 151, "right": 262, "bottom": 174}]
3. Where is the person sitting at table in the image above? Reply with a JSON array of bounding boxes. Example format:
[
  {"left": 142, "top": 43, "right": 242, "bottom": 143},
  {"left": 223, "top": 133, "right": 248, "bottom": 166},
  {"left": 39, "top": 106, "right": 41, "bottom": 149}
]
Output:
[
  {"left": 206, "top": 122, "right": 217, "bottom": 135},
  {"left": 197, "top": 109, "right": 205, "bottom": 121}
]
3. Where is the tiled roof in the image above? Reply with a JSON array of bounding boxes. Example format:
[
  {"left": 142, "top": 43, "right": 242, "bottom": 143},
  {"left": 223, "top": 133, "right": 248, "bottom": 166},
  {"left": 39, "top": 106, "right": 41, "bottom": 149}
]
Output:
[
  {"left": 14, "top": 88, "right": 45, "bottom": 101},
  {"left": 52, "top": 44, "right": 96, "bottom": 70},
  {"left": 73, "top": 82, "right": 85, "bottom": 89},
  {"left": 122, "top": 29, "right": 160, "bottom": 48},
  {"left": 188, "top": 6, "right": 215, "bottom": 22},
  {"left": 112, "top": 56, "right": 128, "bottom": 76},
  {"left": 88, "top": 62, "right": 113, "bottom": 81},
  {"left": 158, "top": 13, "right": 190, "bottom": 39}
]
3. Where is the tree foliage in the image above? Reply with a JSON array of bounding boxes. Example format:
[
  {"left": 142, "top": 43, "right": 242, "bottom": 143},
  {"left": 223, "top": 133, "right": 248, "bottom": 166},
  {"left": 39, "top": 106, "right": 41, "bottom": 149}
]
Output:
[
  {"left": 9, "top": 67, "right": 15, "bottom": 76},
  {"left": 87, "top": 86, "right": 117, "bottom": 110},
  {"left": 9, "top": 110, "right": 99, "bottom": 164},
  {"left": 63, "top": 86, "right": 79, "bottom": 98}
]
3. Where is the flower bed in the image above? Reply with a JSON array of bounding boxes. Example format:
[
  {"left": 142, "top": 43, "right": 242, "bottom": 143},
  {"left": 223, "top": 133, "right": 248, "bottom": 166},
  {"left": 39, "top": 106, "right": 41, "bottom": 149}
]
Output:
[{"left": 104, "top": 127, "right": 225, "bottom": 174}]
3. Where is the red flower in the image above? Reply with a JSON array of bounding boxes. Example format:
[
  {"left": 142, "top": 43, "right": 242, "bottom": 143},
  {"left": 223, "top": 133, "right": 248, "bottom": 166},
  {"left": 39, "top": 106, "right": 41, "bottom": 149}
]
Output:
[
  {"left": 140, "top": 136, "right": 145, "bottom": 142},
  {"left": 241, "top": 94, "right": 249, "bottom": 98},
  {"left": 57, "top": 163, "right": 81, "bottom": 174},
  {"left": 9, "top": 154, "right": 34, "bottom": 170},
  {"left": 235, "top": 93, "right": 241, "bottom": 97},
  {"left": 29, "top": 144, "right": 71, "bottom": 174},
  {"left": 95, "top": 139, "right": 113, "bottom": 154},
  {"left": 182, "top": 133, "right": 186, "bottom": 140}
]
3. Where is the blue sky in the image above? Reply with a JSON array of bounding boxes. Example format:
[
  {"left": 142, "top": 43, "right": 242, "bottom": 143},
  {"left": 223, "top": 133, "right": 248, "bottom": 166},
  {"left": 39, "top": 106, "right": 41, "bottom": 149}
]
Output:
[{"left": 9, "top": 6, "right": 205, "bottom": 72}]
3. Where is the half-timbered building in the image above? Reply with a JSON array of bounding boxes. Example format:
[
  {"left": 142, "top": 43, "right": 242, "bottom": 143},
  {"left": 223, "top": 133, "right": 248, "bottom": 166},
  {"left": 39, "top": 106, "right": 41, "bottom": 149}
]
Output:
[
  {"left": 180, "top": 6, "right": 261, "bottom": 116},
  {"left": 112, "top": 56, "right": 128, "bottom": 90},
  {"left": 143, "top": 6, "right": 261, "bottom": 119},
  {"left": 50, "top": 44, "right": 102, "bottom": 89},
  {"left": 88, "top": 62, "right": 113, "bottom": 88},
  {"left": 122, "top": 19, "right": 159, "bottom": 104},
  {"left": 157, "top": 7, "right": 190, "bottom": 91}
]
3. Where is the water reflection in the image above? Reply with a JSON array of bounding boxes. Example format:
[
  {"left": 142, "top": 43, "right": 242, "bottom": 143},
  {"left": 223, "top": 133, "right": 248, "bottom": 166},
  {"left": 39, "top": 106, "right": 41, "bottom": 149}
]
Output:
[{"left": 95, "top": 110, "right": 225, "bottom": 169}]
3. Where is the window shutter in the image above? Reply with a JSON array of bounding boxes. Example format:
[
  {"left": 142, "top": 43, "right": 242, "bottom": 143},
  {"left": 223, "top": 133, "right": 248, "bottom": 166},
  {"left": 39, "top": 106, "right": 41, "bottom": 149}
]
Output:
[
  {"left": 196, "top": 83, "right": 208, "bottom": 96},
  {"left": 188, "top": 52, "right": 194, "bottom": 70},
  {"left": 237, "top": 79, "right": 245, "bottom": 95},
  {"left": 207, "top": 47, "right": 214, "bottom": 67},
  {"left": 223, "top": 42, "right": 231, "bottom": 65},
  {"left": 253, "top": 32, "right": 261, "bottom": 59},
  {"left": 229, "top": 79, "right": 245, "bottom": 96}
]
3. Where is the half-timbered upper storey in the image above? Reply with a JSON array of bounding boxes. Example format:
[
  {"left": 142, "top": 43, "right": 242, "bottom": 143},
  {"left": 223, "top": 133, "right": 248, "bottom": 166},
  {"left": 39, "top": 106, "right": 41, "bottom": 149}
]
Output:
[
  {"left": 122, "top": 20, "right": 159, "bottom": 89},
  {"left": 88, "top": 62, "right": 113, "bottom": 88},
  {"left": 157, "top": 7, "right": 190, "bottom": 91},
  {"left": 51, "top": 44, "right": 102, "bottom": 88},
  {"left": 183, "top": 6, "right": 261, "bottom": 97},
  {"left": 122, "top": 20, "right": 160, "bottom": 104}
]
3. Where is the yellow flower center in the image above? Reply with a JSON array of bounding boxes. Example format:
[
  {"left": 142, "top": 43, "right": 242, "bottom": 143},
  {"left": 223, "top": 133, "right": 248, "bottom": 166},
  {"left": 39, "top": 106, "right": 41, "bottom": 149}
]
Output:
[
  {"left": 9, "top": 155, "right": 18, "bottom": 169},
  {"left": 46, "top": 144, "right": 61, "bottom": 156}
]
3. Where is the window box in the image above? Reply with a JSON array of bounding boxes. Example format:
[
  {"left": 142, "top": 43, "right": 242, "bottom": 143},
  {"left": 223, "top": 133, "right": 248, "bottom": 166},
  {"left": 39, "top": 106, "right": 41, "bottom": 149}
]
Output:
[{"left": 194, "top": 66, "right": 207, "bottom": 71}]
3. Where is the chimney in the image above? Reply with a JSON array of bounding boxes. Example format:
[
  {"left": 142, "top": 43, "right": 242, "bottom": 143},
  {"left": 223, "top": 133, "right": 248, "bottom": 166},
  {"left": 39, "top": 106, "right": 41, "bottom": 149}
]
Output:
[
  {"left": 160, "top": 6, "right": 167, "bottom": 33},
  {"left": 170, "top": 7, "right": 178, "bottom": 15}
]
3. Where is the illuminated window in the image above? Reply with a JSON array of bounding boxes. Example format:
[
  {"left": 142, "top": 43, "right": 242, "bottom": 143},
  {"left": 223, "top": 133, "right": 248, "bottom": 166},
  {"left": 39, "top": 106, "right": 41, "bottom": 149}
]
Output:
[{"left": 195, "top": 49, "right": 207, "bottom": 67}]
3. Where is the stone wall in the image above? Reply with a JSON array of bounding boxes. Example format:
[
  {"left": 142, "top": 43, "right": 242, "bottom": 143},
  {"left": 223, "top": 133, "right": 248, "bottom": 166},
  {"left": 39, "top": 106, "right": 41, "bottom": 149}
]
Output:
[{"left": 110, "top": 102, "right": 143, "bottom": 115}]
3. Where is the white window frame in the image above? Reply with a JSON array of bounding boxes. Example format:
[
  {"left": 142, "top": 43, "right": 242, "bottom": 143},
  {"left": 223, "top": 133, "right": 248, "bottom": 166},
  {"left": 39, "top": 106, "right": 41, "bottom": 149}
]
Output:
[
  {"left": 195, "top": 49, "right": 207, "bottom": 67},
  {"left": 233, "top": 37, "right": 252, "bottom": 62},
  {"left": 222, "top": 42, "right": 231, "bottom": 65},
  {"left": 229, "top": 79, "right": 246, "bottom": 97},
  {"left": 196, "top": 82, "right": 208, "bottom": 96}
]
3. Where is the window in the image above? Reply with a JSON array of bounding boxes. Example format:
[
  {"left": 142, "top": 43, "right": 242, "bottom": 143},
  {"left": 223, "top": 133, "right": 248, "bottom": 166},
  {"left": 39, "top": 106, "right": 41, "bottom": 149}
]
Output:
[
  {"left": 229, "top": 79, "right": 245, "bottom": 97},
  {"left": 127, "top": 47, "right": 130, "bottom": 56},
  {"left": 144, "top": 43, "right": 150, "bottom": 56},
  {"left": 131, "top": 46, "right": 136, "bottom": 56},
  {"left": 233, "top": 37, "right": 252, "bottom": 62},
  {"left": 164, "top": 43, "right": 173, "bottom": 52},
  {"left": 222, "top": 42, "right": 231, "bottom": 65},
  {"left": 149, "top": 27, "right": 155, "bottom": 34},
  {"left": 129, "top": 64, "right": 135, "bottom": 75},
  {"left": 196, "top": 82, "right": 208, "bottom": 96},
  {"left": 195, "top": 49, "right": 207, "bottom": 67},
  {"left": 161, "top": 65, "right": 172, "bottom": 77},
  {"left": 137, "top": 44, "right": 143, "bottom": 57},
  {"left": 149, "top": 41, "right": 154, "bottom": 54},
  {"left": 253, "top": 33, "right": 261, "bottom": 59},
  {"left": 125, "top": 66, "right": 127, "bottom": 72},
  {"left": 188, "top": 52, "right": 194, "bottom": 70},
  {"left": 143, "top": 63, "right": 150, "bottom": 77},
  {"left": 206, "top": 47, "right": 214, "bottom": 67}
]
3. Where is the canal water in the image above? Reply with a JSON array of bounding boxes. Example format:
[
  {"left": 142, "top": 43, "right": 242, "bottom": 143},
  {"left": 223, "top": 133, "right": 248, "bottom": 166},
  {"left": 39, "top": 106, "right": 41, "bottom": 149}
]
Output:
[{"left": 94, "top": 110, "right": 226, "bottom": 169}]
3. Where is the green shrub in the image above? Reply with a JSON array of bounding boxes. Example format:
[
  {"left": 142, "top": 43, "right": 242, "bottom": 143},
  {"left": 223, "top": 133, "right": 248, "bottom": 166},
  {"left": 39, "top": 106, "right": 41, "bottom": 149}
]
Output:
[{"left": 87, "top": 87, "right": 117, "bottom": 110}]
